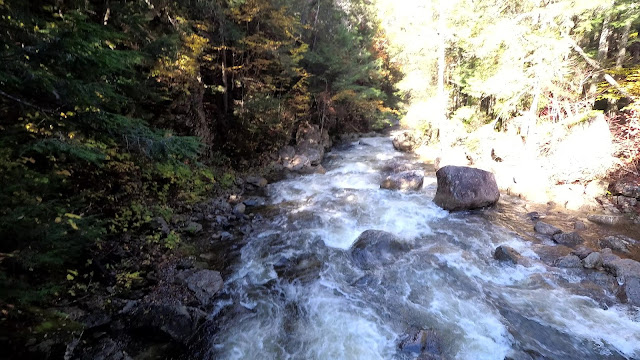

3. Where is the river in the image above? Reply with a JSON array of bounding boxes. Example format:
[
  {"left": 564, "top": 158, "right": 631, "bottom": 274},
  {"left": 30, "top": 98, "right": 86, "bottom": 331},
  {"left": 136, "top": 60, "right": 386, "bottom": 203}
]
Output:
[{"left": 204, "top": 135, "right": 640, "bottom": 360}]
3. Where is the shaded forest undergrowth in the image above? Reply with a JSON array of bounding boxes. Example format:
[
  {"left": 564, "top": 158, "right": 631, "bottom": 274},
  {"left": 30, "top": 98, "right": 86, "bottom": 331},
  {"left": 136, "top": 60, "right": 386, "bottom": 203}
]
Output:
[{"left": 0, "top": 0, "right": 399, "bottom": 354}]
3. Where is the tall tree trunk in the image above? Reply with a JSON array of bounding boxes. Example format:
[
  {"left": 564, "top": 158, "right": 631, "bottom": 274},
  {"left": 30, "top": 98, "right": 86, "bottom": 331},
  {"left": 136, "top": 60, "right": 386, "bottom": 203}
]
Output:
[
  {"left": 437, "top": 0, "right": 446, "bottom": 119},
  {"left": 597, "top": 13, "right": 612, "bottom": 63},
  {"left": 616, "top": 18, "right": 633, "bottom": 68},
  {"left": 220, "top": 46, "right": 228, "bottom": 115}
]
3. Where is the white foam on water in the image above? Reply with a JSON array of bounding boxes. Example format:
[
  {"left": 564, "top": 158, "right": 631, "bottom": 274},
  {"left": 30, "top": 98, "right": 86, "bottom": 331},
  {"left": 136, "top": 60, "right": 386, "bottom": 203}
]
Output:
[
  {"left": 427, "top": 281, "right": 513, "bottom": 360},
  {"left": 502, "top": 289, "right": 640, "bottom": 358},
  {"left": 210, "top": 136, "right": 640, "bottom": 359},
  {"left": 294, "top": 282, "right": 397, "bottom": 360}
]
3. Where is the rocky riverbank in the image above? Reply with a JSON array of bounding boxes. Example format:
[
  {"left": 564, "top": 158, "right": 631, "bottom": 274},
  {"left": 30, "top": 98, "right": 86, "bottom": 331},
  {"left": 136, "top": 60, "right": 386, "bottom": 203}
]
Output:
[{"left": 9, "top": 125, "right": 389, "bottom": 360}]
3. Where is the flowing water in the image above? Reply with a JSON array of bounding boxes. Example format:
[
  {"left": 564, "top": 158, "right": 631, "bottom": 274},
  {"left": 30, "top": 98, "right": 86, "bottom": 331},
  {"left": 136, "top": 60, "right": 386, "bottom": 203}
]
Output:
[{"left": 205, "top": 135, "right": 640, "bottom": 360}]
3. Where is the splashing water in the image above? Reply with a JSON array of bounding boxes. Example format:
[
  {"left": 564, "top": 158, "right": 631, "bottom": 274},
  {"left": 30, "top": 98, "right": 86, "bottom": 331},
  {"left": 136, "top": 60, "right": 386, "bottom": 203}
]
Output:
[{"left": 206, "top": 136, "right": 640, "bottom": 360}]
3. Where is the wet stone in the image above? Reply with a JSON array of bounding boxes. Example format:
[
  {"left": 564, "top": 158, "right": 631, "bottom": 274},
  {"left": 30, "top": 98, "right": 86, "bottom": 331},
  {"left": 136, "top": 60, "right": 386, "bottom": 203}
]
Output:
[
  {"left": 494, "top": 245, "right": 522, "bottom": 265},
  {"left": 350, "top": 230, "right": 411, "bottom": 270},
  {"left": 184, "top": 270, "right": 224, "bottom": 305},
  {"left": 399, "top": 328, "right": 444, "bottom": 360},
  {"left": 534, "top": 221, "right": 562, "bottom": 236},
  {"left": 551, "top": 232, "right": 584, "bottom": 247},
  {"left": 573, "top": 221, "right": 587, "bottom": 230},
  {"left": 599, "top": 235, "right": 637, "bottom": 254},
  {"left": 571, "top": 246, "right": 593, "bottom": 259},
  {"left": 554, "top": 254, "right": 582, "bottom": 268},
  {"left": 233, "top": 203, "right": 246, "bottom": 215},
  {"left": 621, "top": 276, "right": 640, "bottom": 306},
  {"left": 583, "top": 252, "right": 603, "bottom": 269},
  {"left": 380, "top": 170, "right": 424, "bottom": 191},
  {"left": 587, "top": 214, "right": 626, "bottom": 226}
]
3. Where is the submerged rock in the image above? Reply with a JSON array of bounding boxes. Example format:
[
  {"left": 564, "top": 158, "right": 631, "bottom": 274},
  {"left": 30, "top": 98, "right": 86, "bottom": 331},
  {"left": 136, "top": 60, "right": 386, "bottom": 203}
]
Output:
[
  {"left": 494, "top": 245, "right": 522, "bottom": 265},
  {"left": 551, "top": 232, "right": 584, "bottom": 247},
  {"left": 534, "top": 221, "right": 562, "bottom": 236},
  {"left": 433, "top": 166, "right": 500, "bottom": 211},
  {"left": 381, "top": 171, "right": 424, "bottom": 191},
  {"left": 274, "top": 253, "right": 324, "bottom": 283},
  {"left": 350, "top": 230, "right": 410, "bottom": 270},
  {"left": 399, "top": 328, "right": 444, "bottom": 360}
]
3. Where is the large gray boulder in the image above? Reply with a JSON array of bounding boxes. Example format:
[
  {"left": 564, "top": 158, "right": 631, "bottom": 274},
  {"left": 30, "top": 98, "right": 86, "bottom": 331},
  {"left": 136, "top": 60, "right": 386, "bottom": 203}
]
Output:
[
  {"left": 433, "top": 166, "right": 500, "bottom": 211},
  {"left": 381, "top": 171, "right": 424, "bottom": 191},
  {"left": 350, "top": 230, "right": 410, "bottom": 270}
]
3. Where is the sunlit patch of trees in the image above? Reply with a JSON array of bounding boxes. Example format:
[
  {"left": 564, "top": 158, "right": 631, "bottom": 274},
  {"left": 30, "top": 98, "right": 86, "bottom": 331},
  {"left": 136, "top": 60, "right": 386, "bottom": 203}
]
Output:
[{"left": 380, "top": 0, "right": 640, "bottom": 144}]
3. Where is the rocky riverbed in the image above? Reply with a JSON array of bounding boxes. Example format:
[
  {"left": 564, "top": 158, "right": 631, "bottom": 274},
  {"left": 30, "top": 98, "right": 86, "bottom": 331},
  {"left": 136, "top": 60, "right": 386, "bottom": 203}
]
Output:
[{"left": 26, "top": 129, "right": 640, "bottom": 360}]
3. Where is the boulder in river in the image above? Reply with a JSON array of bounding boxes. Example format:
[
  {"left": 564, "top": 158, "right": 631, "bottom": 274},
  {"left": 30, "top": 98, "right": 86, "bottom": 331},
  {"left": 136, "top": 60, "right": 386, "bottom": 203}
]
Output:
[
  {"left": 551, "top": 232, "right": 584, "bottom": 247},
  {"left": 533, "top": 221, "right": 562, "bottom": 236},
  {"left": 350, "top": 230, "right": 410, "bottom": 270},
  {"left": 381, "top": 171, "right": 424, "bottom": 191},
  {"left": 392, "top": 131, "right": 418, "bottom": 152},
  {"left": 433, "top": 166, "right": 500, "bottom": 211},
  {"left": 274, "top": 253, "right": 324, "bottom": 283},
  {"left": 494, "top": 245, "right": 521, "bottom": 265}
]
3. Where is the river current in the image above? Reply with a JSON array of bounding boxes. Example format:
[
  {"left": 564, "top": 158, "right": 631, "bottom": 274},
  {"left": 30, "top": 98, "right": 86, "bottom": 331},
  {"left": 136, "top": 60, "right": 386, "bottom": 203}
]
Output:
[{"left": 205, "top": 135, "right": 640, "bottom": 360}]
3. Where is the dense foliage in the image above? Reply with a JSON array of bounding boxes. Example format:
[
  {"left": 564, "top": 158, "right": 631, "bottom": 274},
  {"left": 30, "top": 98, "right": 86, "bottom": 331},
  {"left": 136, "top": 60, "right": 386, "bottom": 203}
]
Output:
[
  {"left": 0, "top": 0, "right": 397, "bottom": 311},
  {"left": 380, "top": 0, "right": 640, "bottom": 148}
]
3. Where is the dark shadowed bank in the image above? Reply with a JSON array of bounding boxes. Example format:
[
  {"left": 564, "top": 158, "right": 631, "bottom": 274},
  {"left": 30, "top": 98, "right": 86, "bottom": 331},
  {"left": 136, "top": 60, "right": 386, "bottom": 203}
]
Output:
[{"left": 0, "top": 0, "right": 398, "bottom": 357}]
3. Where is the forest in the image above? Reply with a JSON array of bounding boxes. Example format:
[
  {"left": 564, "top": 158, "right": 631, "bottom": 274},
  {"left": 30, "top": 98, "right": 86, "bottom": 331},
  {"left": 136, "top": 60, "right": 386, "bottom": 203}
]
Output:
[{"left": 1, "top": 0, "right": 640, "bottom": 358}]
